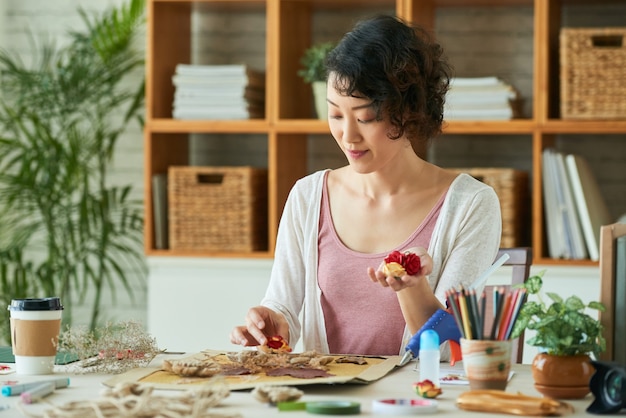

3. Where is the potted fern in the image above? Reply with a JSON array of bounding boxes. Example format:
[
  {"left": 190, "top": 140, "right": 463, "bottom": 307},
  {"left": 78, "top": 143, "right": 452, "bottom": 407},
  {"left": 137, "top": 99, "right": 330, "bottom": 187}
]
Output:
[
  {"left": 297, "top": 41, "right": 335, "bottom": 119},
  {"left": 511, "top": 271, "right": 605, "bottom": 399},
  {"left": 0, "top": 0, "right": 147, "bottom": 343}
]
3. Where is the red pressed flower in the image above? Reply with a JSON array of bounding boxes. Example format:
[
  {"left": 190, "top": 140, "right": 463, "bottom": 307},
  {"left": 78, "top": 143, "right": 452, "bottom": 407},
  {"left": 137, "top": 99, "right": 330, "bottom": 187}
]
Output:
[
  {"left": 403, "top": 252, "right": 421, "bottom": 276},
  {"left": 267, "top": 338, "right": 283, "bottom": 349},
  {"left": 384, "top": 250, "right": 404, "bottom": 265},
  {"left": 383, "top": 251, "right": 421, "bottom": 276},
  {"left": 266, "top": 335, "right": 292, "bottom": 352},
  {"left": 413, "top": 379, "right": 442, "bottom": 398}
]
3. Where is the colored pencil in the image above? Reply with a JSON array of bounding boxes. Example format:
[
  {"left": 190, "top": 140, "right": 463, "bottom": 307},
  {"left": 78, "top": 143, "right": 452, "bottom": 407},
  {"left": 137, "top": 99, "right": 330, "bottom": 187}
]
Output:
[
  {"left": 468, "top": 289, "right": 482, "bottom": 340},
  {"left": 446, "top": 290, "right": 467, "bottom": 339},
  {"left": 490, "top": 287, "right": 504, "bottom": 340},
  {"left": 446, "top": 285, "right": 526, "bottom": 341},
  {"left": 497, "top": 292, "right": 513, "bottom": 340},
  {"left": 479, "top": 290, "right": 486, "bottom": 340},
  {"left": 504, "top": 289, "right": 527, "bottom": 340},
  {"left": 457, "top": 289, "right": 473, "bottom": 339}
]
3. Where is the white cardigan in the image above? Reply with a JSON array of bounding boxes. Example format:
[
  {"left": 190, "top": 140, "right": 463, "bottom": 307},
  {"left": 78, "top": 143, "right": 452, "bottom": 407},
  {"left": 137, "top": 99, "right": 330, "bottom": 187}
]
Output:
[{"left": 261, "top": 170, "right": 502, "bottom": 355}]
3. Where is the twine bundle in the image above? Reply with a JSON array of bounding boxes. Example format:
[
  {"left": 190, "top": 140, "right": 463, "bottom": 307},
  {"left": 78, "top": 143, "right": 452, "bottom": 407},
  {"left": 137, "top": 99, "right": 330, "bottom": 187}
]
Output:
[{"left": 18, "top": 380, "right": 241, "bottom": 418}]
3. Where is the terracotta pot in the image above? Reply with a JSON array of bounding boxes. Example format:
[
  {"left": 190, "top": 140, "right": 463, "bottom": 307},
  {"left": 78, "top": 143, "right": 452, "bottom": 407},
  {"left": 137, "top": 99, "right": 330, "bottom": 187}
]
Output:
[{"left": 531, "top": 353, "right": 594, "bottom": 399}]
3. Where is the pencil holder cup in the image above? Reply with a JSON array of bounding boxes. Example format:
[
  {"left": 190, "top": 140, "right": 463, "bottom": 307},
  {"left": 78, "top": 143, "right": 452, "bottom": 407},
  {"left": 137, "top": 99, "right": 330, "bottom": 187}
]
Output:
[{"left": 460, "top": 338, "right": 512, "bottom": 390}]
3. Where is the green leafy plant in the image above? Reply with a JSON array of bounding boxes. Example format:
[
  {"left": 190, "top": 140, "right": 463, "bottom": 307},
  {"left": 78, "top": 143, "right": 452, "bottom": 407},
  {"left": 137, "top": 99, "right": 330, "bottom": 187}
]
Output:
[
  {"left": 0, "top": 0, "right": 147, "bottom": 344},
  {"left": 511, "top": 270, "right": 606, "bottom": 358},
  {"left": 297, "top": 42, "right": 335, "bottom": 84}
]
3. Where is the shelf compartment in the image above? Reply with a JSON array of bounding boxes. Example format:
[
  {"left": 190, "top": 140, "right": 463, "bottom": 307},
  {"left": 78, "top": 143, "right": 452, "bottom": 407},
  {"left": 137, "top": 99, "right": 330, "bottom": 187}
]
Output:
[
  {"left": 147, "top": 0, "right": 268, "bottom": 120},
  {"left": 168, "top": 166, "right": 269, "bottom": 253},
  {"left": 533, "top": 133, "right": 626, "bottom": 266},
  {"left": 274, "top": 3, "right": 395, "bottom": 120}
]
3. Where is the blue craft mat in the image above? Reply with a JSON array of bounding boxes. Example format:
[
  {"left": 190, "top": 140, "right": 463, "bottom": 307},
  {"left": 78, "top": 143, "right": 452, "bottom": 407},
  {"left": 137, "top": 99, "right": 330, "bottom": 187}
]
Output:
[{"left": 0, "top": 346, "right": 78, "bottom": 365}]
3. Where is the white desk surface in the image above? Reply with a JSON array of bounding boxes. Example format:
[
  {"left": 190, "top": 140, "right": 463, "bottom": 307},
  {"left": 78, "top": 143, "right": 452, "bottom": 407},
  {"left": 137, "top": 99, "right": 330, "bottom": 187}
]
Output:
[{"left": 1, "top": 354, "right": 598, "bottom": 417}]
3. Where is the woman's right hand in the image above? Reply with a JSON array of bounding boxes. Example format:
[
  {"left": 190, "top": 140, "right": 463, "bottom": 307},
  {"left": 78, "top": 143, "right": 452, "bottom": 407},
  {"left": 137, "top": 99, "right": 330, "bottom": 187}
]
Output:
[{"left": 229, "top": 306, "right": 290, "bottom": 348}]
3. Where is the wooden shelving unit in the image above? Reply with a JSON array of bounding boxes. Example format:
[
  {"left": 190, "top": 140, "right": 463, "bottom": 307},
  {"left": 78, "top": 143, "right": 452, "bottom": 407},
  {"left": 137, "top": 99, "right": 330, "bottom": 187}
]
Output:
[{"left": 144, "top": 0, "right": 625, "bottom": 266}]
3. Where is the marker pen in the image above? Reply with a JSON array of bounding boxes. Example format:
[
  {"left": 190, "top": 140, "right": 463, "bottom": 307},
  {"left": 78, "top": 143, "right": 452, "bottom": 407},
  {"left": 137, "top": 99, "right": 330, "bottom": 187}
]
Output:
[
  {"left": 1, "top": 377, "right": 70, "bottom": 396},
  {"left": 20, "top": 382, "right": 55, "bottom": 404}
]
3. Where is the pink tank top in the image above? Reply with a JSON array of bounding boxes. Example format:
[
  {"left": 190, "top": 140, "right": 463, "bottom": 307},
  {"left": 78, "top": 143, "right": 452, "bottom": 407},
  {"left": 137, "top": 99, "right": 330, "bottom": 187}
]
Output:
[{"left": 318, "top": 172, "right": 445, "bottom": 355}]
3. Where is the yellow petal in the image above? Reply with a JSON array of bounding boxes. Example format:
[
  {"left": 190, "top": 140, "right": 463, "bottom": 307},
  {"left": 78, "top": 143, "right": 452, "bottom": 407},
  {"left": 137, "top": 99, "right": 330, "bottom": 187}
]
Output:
[{"left": 383, "top": 262, "right": 406, "bottom": 278}]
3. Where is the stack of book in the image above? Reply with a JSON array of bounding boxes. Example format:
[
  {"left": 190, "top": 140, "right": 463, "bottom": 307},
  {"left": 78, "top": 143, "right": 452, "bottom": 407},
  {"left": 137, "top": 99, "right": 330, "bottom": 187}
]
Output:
[
  {"left": 172, "top": 64, "right": 265, "bottom": 120},
  {"left": 542, "top": 148, "right": 613, "bottom": 261},
  {"left": 445, "top": 77, "right": 520, "bottom": 120}
]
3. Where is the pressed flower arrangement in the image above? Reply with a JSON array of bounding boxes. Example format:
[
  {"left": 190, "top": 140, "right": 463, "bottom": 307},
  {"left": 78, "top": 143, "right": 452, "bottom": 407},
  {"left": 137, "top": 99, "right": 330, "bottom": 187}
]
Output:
[{"left": 382, "top": 250, "right": 422, "bottom": 278}]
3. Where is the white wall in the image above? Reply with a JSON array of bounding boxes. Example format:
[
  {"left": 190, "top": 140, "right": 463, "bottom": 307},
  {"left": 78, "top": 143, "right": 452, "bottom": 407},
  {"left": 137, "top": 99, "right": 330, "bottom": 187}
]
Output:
[{"left": 147, "top": 257, "right": 274, "bottom": 353}]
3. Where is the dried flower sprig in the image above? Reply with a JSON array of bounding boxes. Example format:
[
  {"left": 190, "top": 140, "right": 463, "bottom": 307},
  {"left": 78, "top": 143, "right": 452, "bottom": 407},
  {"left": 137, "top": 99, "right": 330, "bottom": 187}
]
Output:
[{"left": 58, "top": 320, "right": 161, "bottom": 374}]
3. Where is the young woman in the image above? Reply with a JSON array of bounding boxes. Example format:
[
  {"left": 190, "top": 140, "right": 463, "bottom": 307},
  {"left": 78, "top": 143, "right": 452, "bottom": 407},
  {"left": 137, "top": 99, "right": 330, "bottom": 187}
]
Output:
[{"left": 230, "top": 14, "right": 501, "bottom": 356}]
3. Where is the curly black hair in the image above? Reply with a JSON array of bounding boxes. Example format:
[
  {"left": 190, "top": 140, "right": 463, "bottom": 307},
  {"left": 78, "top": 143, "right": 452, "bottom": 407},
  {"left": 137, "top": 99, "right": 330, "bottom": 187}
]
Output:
[{"left": 325, "top": 14, "right": 451, "bottom": 146}]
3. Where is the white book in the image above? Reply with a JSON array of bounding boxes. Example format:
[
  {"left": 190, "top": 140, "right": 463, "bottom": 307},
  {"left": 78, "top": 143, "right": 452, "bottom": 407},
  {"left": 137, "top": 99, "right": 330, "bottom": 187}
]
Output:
[
  {"left": 565, "top": 154, "right": 613, "bottom": 261},
  {"left": 174, "top": 89, "right": 265, "bottom": 107},
  {"left": 446, "top": 87, "right": 517, "bottom": 106},
  {"left": 542, "top": 149, "right": 569, "bottom": 259},
  {"left": 173, "top": 74, "right": 249, "bottom": 87},
  {"left": 174, "top": 103, "right": 253, "bottom": 113},
  {"left": 173, "top": 95, "right": 251, "bottom": 107},
  {"left": 172, "top": 108, "right": 263, "bottom": 120},
  {"left": 450, "top": 76, "right": 504, "bottom": 87},
  {"left": 172, "top": 68, "right": 265, "bottom": 89},
  {"left": 175, "top": 64, "right": 250, "bottom": 76},
  {"left": 174, "top": 86, "right": 265, "bottom": 101},
  {"left": 554, "top": 151, "right": 587, "bottom": 259},
  {"left": 444, "top": 106, "right": 514, "bottom": 120}
]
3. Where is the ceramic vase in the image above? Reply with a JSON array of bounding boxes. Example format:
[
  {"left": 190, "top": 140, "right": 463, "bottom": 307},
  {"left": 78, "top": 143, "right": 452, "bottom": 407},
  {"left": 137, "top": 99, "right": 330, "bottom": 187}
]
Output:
[
  {"left": 531, "top": 352, "right": 594, "bottom": 399},
  {"left": 312, "top": 81, "right": 327, "bottom": 120}
]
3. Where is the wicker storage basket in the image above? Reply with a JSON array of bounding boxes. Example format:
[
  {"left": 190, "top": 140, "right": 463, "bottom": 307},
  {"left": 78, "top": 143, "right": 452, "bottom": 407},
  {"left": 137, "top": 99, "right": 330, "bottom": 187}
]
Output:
[
  {"left": 560, "top": 27, "right": 626, "bottom": 120},
  {"left": 168, "top": 166, "right": 268, "bottom": 252},
  {"left": 448, "top": 168, "right": 529, "bottom": 248}
]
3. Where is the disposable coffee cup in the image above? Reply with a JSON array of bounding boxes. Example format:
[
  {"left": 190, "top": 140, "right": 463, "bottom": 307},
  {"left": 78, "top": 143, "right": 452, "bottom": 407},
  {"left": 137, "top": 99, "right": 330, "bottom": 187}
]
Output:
[{"left": 8, "top": 298, "right": 63, "bottom": 375}]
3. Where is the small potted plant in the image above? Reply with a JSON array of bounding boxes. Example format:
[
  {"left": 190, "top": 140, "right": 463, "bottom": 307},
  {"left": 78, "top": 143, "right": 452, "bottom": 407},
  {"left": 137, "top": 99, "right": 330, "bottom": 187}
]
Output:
[
  {"left": 511, "top": 271, "right": 606, "bottom": 399},
  {"left": 297, "top": 41, "right": 335, "bottom": 119}
]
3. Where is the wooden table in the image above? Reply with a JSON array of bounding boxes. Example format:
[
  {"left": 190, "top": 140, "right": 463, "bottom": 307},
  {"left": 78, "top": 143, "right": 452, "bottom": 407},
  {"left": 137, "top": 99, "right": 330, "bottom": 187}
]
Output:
[{"left": 1, "top": 355, "right": 599, "bottom": 417}]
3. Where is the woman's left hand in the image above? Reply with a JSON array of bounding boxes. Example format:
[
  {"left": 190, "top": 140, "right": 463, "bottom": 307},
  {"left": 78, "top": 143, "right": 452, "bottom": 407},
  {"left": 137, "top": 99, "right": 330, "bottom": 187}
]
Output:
[{"left": 367, "top": 247, "right": 433, "bottom": 291}]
